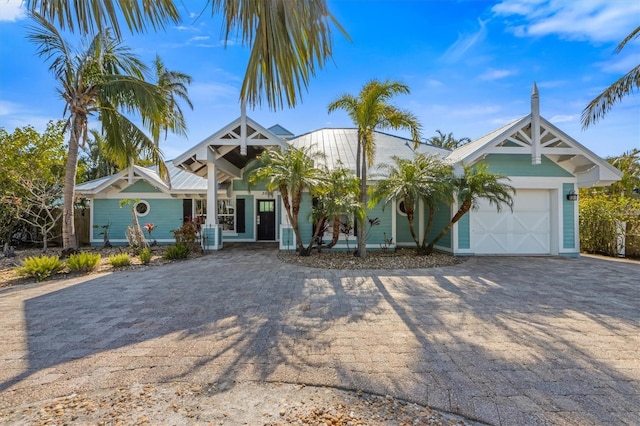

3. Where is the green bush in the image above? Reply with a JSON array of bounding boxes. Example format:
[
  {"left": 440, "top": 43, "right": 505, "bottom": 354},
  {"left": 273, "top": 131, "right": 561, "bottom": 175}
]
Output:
[
  {"left": 67, "top": 252, "right": 101, "bottom": 273},
  {"left": 579, "top": 194, "right": 640, "bottom": 257},
  {"left": 16, "top": 255, "right": 63, "bottom": 282},
  {"left": 172, "top": 222, "right": 200, "bottom": 252},
  {"left": 139, "top": 247, "right": 152, "bottom": 264},
  {"left": 109, "top": 253, "right": 132, "bottom": 267},
  {"left": 165, "top": 243, "right": 190, "bottom": 260}
]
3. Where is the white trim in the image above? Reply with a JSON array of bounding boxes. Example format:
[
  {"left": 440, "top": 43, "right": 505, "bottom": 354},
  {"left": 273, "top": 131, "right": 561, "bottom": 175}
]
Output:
[{"left": 134, "top": 200, "right": 150, "bottom": 217}]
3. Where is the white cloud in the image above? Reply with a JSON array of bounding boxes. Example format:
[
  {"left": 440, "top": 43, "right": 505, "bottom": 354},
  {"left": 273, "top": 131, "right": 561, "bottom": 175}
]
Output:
[
  {"left": 189, "top": 35, "right": 210, "bottom": 42},
  {"left": 549, "top": 114, "right": 577, "bottom": 123},
  {"left": 478, "top": 68, "right": 517, "bottom": 80},
  {"left": 492, "top": 0, "right": 640, "bottom": 43},
  {"left": 441, "top": 19, "right": 488, "bottom": 63},
  {"left": 0, "top": 0, "right": 26, "bottom": 22},
  {"left": 597, "top": 53, "right": 638, "bottom": 74},
  {"left": 426, "top": 79, "right": 444, "bottom": 87}
]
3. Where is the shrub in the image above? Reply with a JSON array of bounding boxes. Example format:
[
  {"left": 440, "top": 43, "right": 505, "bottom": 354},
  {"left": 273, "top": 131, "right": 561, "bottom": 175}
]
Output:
[
  {"left": 109, "top": 253, "right": 132, "bottom": 267},
  {"left": 165, "top": 243, "right": 190, "bottom": 260},
  {"left": 16, "top": 255, "right": 63, "bottom": 282},
  {"left": 139, "top": 247, "right": 152, "bottom": 264},
  {"left": 67, "top": 252, "right": 102, "bottom": 273},
  {"left": 172, "top": 222, "right": 200, "bottom": 252}
]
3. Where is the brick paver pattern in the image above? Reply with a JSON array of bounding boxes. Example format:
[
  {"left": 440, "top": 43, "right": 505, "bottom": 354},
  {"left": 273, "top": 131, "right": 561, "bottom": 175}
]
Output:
[{"left": 0, "top": 250, "right": 638, "bottom": 425}]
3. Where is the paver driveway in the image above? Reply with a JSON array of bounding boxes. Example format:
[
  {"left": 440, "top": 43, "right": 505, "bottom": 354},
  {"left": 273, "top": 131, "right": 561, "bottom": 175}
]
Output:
[{"left": 0, "top": 249, "right": 638, "bottom": 425}]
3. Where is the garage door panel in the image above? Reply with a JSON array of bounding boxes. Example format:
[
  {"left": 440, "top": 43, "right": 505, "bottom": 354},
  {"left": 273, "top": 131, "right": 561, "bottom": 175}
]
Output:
[{"left": 471, "top": 189, "right": 551, "bottom": 255}]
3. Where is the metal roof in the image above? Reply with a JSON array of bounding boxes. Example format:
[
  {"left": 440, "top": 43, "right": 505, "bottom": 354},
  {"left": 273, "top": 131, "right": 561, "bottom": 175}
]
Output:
[{"left": 289, "top": 128, "right": 450, "bottom": 177}]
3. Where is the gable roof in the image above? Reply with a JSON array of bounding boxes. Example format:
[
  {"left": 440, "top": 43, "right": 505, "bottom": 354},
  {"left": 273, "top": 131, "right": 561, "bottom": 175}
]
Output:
[
  {"left": 75, "top": 162, "right": 208, "bottom": 196},
  {"left": 446, "top": 114, "right": 622, "bottom": 187},
  {"left": 289, "top": 128, "right": 450, "bottom": 178}
]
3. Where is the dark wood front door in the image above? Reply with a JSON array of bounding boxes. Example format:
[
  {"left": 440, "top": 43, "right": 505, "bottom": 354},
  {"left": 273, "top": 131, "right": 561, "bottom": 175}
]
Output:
[{"left": 257, "top": 199, "right": 276, "bottom": 240}]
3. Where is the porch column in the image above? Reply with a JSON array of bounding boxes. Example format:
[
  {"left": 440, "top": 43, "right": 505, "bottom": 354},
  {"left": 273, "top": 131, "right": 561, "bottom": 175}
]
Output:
[{"left": 204, "top": 154, "right": 223, "bottom": 250}]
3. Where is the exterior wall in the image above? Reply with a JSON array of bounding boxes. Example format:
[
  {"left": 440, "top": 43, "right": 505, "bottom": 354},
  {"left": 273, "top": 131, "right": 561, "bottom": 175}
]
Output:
[
  {"left": 120, "top": 180, "right": 161, "bottom": 193},
  {"left": 431, "top": 201, "right": 454, "bottom": 250},
  {"left": 395, "top": 202, "right": 417, "bottom": 246},
  {"left": 562, "top": 182, "right": 577, "bottom": 251},
  {"left": 222, "top": 194, "right": 255, "bottom": 241},
  {"left": 92, "top": 197, "right": 182, "bottom": 245},
  {"left": 483, "top": 154, "right": 573, "bottom": 177}
]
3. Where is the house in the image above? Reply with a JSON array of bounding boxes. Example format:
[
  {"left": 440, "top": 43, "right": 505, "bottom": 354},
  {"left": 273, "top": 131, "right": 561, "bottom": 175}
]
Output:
[{"left": 76, "top": 85, "right": 622, "bottom": 256}]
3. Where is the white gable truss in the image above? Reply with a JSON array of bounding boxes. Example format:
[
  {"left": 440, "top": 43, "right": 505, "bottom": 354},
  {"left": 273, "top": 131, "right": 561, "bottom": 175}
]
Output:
[
  {"left": 172, "top": 115, "right": 288, "bottom": 183},
  {"left": 447, "top": 115, "right": 622, "bottom": 187},
  {"left": 75, "top": 165, "right": 171, "bottom": 196}
]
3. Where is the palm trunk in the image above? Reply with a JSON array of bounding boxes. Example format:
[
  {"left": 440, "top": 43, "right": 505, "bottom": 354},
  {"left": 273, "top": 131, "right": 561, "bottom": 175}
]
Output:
[
  {"left": 324, "top": 216, "right": 341, "bottom": 248},
  {"left": 279, "top": 184, "right": 303, "bottom": 252},
  {"left": 302, "top": 214, "right": 326, "bottom": 256},
  {"left": 426, "top": 199, "right": 472, "bottom": 254},
  {"left": 291, "top": 186, "right": 305, "bottom": 252},
  {"left": 356, "top": 152, "right": 367, "bottom": 258},
  {"left": 62, "top": 116, "right": 82, "bottom": 250},
  {"left": 406, "top": 211, "right": 420, "bottom": 251},
  {"left": 355, "top": 129, "right": 361, "bottom": 179},
  {"left": 419, "top": 206, "right": 435, "bottom": 255}
]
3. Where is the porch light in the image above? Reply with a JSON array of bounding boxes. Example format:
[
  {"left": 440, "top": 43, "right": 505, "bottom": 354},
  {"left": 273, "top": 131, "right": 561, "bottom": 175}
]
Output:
[{"left": 566, "top": 190, "right": 578, "bottom": 201}]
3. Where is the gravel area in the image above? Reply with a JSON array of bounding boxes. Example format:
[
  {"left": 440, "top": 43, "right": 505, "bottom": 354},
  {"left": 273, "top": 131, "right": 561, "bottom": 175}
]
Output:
[{"left": 1, "top": 382, "right": 473, "bottom": 426}]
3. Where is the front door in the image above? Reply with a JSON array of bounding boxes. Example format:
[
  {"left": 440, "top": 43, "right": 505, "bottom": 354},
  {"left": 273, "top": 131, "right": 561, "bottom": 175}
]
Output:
[{"left": 257, "top": 199, "right": 276, "bottom": 240}]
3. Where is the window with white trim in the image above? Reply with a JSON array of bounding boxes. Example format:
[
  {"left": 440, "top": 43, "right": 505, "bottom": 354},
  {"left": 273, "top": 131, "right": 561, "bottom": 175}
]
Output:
[
  {"left": 135, "top": 200, "right": 150, "bottom": 217},
  {"left": 218, "top": 199, "right": 235, "bottom": 231}
]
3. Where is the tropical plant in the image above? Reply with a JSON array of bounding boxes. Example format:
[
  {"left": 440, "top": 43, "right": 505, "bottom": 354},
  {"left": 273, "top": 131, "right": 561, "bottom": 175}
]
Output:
[
  {"left": 328, "top": 79, "right": 422, "bottom": 258},
  {"left": 425, "top": 130, "right": 471, "bottom": 150},
  {"left": 165, "top": 243, "right": 190, "bottom": 260},
  {"left": 67, "top": 252, "right": 101, "bottom": 272},
  {"left": 119, "top": 199, "right": 149, "bottom": 248},
  {"left": 307, "top": 165, "right": 362, "bottom": 254},
  {"left": 25, "top": 0, "right": 347, "bottom": 110},
  {"left": 172, "top": 221, "right": 199, "bottom": 252},
  {"left": 249, "top": 146, "right": 325, "bottom": 254},
  {"left": 426, "top": 162, "right": 515, "bottom": 254},
  {"left": 582, "top": 25, "right": 640, "bottom": 128},
  {"left": 28, "top": 14, "right": 170, "bottom": 250},
  {"left": 109, "top": 253, "right": 132, "bottom": 267},
  {"left": 80, "top": 130, "right": 120, "bottom": 181},
  {"left": 369, "top": 154, "right": 453, "bottom": 255},
  {"left": 139, "top": 247, "right": 152, "bottom": 264},
  {"left": 16, "top": 255, "right": 64, "bottom": 282}
]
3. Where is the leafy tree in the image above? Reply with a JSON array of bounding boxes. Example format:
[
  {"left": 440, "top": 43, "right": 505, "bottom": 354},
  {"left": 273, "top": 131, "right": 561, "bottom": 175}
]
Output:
[
  {"left": 25, "top": 0, "right": 347, "bottom": 110},
  {"left": 426, "top": 162, "right": 515, "bottom": 254},
  {"left": 28, "top": 14, "right": 170, "bottom": 250},
  {"left": 0, "top": 121, "right": 66, "bottom": 247},
  {"left": 607, "top": 148, "right": 640, "bottom": 197},
  {"left": 582, "top": 26, "right": 640, "bottom": 128},
  {"left": 308, "top": 165, "right": 362, "bottom": 253},
  {"left": 11, "top": 178, "right": 63, "bottom": 251},
  {"left": 369, "top": 154, "right": 453, "bottom": 255},
  {"left": 249, "top": 146, "right": 325, "bottom": 254},
  {"left": 328, "top": 79, "right": 422, "bottom": 258},
  {"left": 425, "top": 129, "right": 471, "bottom": 150}
]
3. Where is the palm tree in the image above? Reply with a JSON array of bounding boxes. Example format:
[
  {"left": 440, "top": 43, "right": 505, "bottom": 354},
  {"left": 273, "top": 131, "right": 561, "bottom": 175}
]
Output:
[
  {"left": 369, "top": 154, "right": 453, "bottom": 255},
  {"left": 309, "top": 165, "right": 362, "bottom": 253},
  {"left": 607, "top": 148, "right": 640, "bottom": 197},
  {"left": 426, "top": 162, "right": 515, "bottom": 254},
  {"left": 26, "top": 0, "right": 347, "bottom": 110},
  {"left": 80, "top": 130, "right": 120, "bottom": 181},
  {"left": 582, "top": 25, "right": 640, "bottom": 128},
  {"left": 425, "top": 130, "right": 471, "bottom": 150},
  {"left": 328, "top": 79, "right": 422, "bottom": 258},
  {"left": 28, "top": 13, "right": 168, "bottom": 250},
  {"left": 249, "top": 146, "right": 325, "bottom": 254}
]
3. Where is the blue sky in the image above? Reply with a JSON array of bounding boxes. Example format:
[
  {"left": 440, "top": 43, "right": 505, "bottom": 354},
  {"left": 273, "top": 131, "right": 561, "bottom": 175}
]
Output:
[{"left": 0, "top": 0, "right": 638, "bottom": 160}]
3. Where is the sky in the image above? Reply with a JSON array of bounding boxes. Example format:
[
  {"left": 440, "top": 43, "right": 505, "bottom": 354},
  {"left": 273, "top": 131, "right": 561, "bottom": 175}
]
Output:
[{"left": 0, "top": 0, "right": 638, "bottom": 161}]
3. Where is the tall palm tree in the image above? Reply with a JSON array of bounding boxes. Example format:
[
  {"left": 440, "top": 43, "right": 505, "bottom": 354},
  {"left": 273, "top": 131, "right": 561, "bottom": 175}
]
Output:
[
  {"left": 425, "top": 129, "right": 471, "bottom": 150},
  {"left": 607, "top": 148, "right": 640, "bottom": 197},
  {"left": 80, "top": 130, "right": 120, "bottom": 181},
  {"left": 582, "top": 25, "right": 640, "bottom": 128},
  {"left": 249, "top": 146, "right": 325, "bottom": 254},
  {"left": 426, "top": 162, "right": 515, "bottom": 254},
  {"left": 328, "top": 79, "right": 422, "bottom": 258},
  {"left": 26, "top": 0, "right": 347, "bottom": 110},
  {"left": 369, "top": 154, "right": 453, "bottom": 255},
  {"left": 28, "top": 13, "right": 168, "bottom": 250}
]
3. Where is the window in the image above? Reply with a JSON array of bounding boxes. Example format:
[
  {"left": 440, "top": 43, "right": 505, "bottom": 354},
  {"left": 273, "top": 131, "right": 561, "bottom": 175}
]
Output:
[
  {"left": 135, "top": 200, "right": 150, "bottom": 217},
  {"left": 194, "top": 199, "right": 206, "bottom": 224},
  {"left": 218, "top": 199, "right": 235, "bottom": 231},
  {"left": 397, "top": 200, "right": 408, "bottom": 217}
]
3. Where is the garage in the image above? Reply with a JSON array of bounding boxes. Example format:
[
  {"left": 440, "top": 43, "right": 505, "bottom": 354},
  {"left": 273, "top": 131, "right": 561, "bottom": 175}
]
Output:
[{"left": 471, "top": 189, "right": 551, "bottom": 255}]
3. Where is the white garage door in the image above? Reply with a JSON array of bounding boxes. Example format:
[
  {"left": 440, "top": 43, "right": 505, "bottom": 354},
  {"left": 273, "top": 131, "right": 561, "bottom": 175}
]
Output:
[{"left": 471, "top": 189, "right": 550, "bottom": 255}]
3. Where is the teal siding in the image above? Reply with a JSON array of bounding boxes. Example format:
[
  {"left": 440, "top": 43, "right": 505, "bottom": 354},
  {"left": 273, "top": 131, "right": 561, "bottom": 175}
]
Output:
[
  {"left": 483, "top": 154, "right": 573, "bottom": 177},
  {"left": 297, "top": 193, "right": 315, "bottom": 245},
  {"left": 563, "top": 183, "right": 576, "bottom": 249},
  {"left": 281, "top": 227, "right": 296, "bottom": 250},
  {"left": 120, "top": 180, "right": 161, "bottom": 193},
  {"left": 428, "top": 201, "right": 453, "bottom": 249},
  {"left": 396, "top": 202, "right": 417, "bottom": 245},
  {"left": 233, "top": 163, "right": 268, "bottom": 191},
  {"left": 92, "top": 198, "right": 182, "bottom": 244},
  {"left": 457, "top": 213, "right": 470, "bottom": 249}
]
